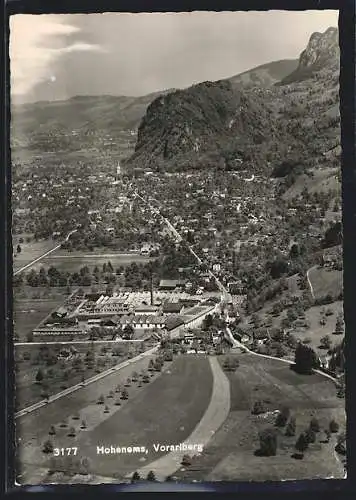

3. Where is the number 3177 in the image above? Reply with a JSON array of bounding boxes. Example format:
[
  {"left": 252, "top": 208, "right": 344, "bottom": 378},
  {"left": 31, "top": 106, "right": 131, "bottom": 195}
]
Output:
[{"left": 53, "top": 447, "right": 78, "bottom": 456}]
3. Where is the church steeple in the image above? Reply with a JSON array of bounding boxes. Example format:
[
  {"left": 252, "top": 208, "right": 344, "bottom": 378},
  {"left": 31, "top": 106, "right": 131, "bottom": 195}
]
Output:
[{"left": 116, "top": 160, "right": 121, "bottom": 180}]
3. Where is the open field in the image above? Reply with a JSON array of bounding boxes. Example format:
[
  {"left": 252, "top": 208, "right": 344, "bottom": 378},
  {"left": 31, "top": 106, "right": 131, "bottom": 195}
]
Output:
[
  {"left": 283, "top": 167, "right": 340, "bottom": 199},
  {"left": 293, "top": 301, "right": 344, "bottom": 355},
  {"left": 15, "top": 341, "right": 148, "bottom": 410},
  {"left": 308, "top": 266, "right": 343, "bottom": 300},
  {"left": 13, "top": 236, "right": 58, "bottom": 272},
  {"left": 28, "top": 253, "right": 152, "bottom": 274},
  {"left": 16, "top": 354, "right": 213, "bottom": 484},
  {"left": 174, "top": 353, "right": 345, "bottom": 482},
  {"left": 13, "top": 297, "right": 65, "bottom": 341}
]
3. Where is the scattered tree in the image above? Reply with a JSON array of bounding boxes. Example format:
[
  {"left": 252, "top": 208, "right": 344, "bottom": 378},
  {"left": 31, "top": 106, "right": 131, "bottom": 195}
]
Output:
[
  {"left": 305, "top": 428, "right": 316, "bottom": 444},
  {"left": 146, "top": 470, "right": 156, "bottom": 481},
  {"left": 35, "top": 369, "right": 44, "bottom": 384},
  {"left": 309, "top": 417, "right": 320, "bottom": 433},
  {"left": 121, "top": 388, "right": 129, "bottom": 399},
  {"left": 320, "top": 335, "right": 332, "bottom": 350},
  {"left": 329, "top": 419, "right": 339, "bottom": 433},
  {"left": 285, "top": 416, "right": 296, "bottom": 437},
  {"left": 131, "top": 471, "right": 141, "bottom": 483},
  {"left": 181, "top": 454, "right": 192, "bottom": 466},
  {"left": 258, "top": 428, "right": 278, "bottom": 456},
  {"left": 275, "top": 407, "right": 290, "bottom": 428},
  {"left": 252, "top": 400, "right": 266, "bottom": 415},
  {"left": 295, "top": 432, "right": 309, "bottom": 456},
  {"left": 43, "top": 440, "right": 54, "bottom": 454}
]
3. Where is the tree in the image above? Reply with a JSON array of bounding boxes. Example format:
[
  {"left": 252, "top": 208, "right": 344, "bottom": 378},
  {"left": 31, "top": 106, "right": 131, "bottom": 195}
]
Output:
[
  {"left": 334, "top": 315, "right": 344, "bottom": 335},
  {"left": 35, "top": 369, "right": 44, "bottom": 384},
  {"left": 17, "top": 244, "right": 22, "bottom": 254},
  {"left": 295, "top": 432, "right": 309, "bottom": 455},
  {"left": 97, "top": 394, "right": 105, "bottom": 404},
  {"left": 79, "top": 457, "right": 91, "bottom": 475},
  {"left": 293, "top": 343, "right": 319, "bottom": 374},
  {"left": 131, "top": 471, "right": 141, "bottom": 483},
  {"left": 285, "top": 416, "right": 296, "bottom": 436},
  {"left": 121, "top": 388, "right": 129, "bottom": 399},
  {"left": 320, "top": 335, "right": 332, "bottom": 349},
  {"left": 305, "top": 428, "right": 316, "bottom": 444},
  {"left": 43, "top": 439, "right": 54, "bottom": 454},
  {"left": 252, "top": 400, "right": 266, "bottom": 415},
  {"left": 123, "top": 324, "right": 134, "bottom": 339},
  {"left": 146, "top": 470, "right": 156, "bottom": 481},
  {"left": 309, "top": 417, "right": 320, "bottom": 433},
  {"left": 275, "top": 407, "right": 290, "bottom": 428},
  {"left": 258, "top": 428, "right": 278, "bottom": 456},
  {"left": 104, "top": 405, "right": 110, "bottom": 413},
  {"left": 49, "top": 425, "right": 56, "bottom": 436},
  {"left": 329, "top": 419, "right": 339, "bottom": 433},
  {"left": 80, "top": 420, "right": 87, "bottom": 429},
  {"left": 68, "top": 426, "right": 76, "bottom": 437},
  {"left": 181, "top": 454, "right": 192, "bottom": 466}
]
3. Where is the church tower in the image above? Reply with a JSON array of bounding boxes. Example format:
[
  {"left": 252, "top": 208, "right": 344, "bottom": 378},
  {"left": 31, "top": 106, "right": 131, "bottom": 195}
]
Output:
[{"left": 116, "top": 160, "right": 121, "bottom": 181}]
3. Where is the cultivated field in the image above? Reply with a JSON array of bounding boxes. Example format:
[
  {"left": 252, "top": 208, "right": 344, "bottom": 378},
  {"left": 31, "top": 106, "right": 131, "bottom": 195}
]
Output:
[
  {"left": 293, "top": 301, "right": 344, "bottom": 354},
  {"left": 16, "top": 354, "right": 213, "bottom": 484},
  {"left": 15, "top": 341, "right": 147, "bottom": 410},
  {"left": 28, "top": 252, "right": 152, "bottom": 274},
  {"left": 13, "top": 297, "right": 65, "bottom": 341},
  {"left": 13, "top": 235, "right": 58, "bottom": 272},
  {"left": 174, "top": 353, "right": 345, "bottom": 482}
]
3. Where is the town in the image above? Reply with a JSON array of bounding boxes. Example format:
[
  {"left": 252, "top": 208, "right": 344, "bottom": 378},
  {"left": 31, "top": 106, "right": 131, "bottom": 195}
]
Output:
[{"left": 11, "top": 14, "right": 345, "bottom": 486}]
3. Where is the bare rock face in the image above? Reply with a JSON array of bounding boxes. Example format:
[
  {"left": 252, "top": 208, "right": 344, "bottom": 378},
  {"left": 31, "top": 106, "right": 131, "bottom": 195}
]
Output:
[
  {"left": 299, "top": 27, "right": 339, "bottom": 70},
  {"left": 279, "top": 27, "right": 339, "bottom": 84}
]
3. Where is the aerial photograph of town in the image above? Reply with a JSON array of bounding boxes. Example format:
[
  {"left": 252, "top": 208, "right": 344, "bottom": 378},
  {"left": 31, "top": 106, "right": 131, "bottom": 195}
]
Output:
[{"left": 10, "top": 10, "right": 345, "bottom": 485}]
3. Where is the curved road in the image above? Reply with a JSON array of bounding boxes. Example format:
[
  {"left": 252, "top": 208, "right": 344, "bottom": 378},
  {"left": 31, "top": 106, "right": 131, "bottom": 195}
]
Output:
[
  {"left": 15, "top": 344, "right": 158, "bottom": 418},
  {"left": 306, "top": 266, "right": 316, "bottom": 299},
  {"left": 128, "top": 356, "right": 231, "bottom": 481},
  {"left": 225, "top": 328, "right": 338, "bottom": 385},
  {"left": 14, "top": 230, "right": 77, "bottom": 276}
]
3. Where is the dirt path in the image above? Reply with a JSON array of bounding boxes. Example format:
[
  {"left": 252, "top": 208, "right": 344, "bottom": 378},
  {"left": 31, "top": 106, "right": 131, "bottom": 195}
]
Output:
[
  {"left": 307, "top": 266, "right": 316, "bottom": 299},
  {"left": 129, "top": 356, "right": 230, "bottom": 481}
]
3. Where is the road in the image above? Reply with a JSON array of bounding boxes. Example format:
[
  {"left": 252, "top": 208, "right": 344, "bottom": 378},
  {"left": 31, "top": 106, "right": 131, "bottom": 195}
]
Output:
[
  {"left": 15, "top": 344, "right": 158, "bottom": 419},
  {"left": 224, "top": 327, "right": 338, "bottom": 384},
  {"left": 13, "top": 229, "right": 77, "bottom": 276},
  {"left": 307, "top": 266, "right": 316, "bottom": 299},
  {"left": 133, "top": 189, "right": 230, "bottom": 302},
  {"left": 14, "top": 339, "right": 145, "bottom": 346},
  {"left": 129, "top": 356, "right": 231, "bottom": 481}
]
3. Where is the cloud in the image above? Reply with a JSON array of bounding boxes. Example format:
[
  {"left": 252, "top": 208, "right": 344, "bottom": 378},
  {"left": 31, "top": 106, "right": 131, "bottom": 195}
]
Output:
[
  {"left": 10, "top": 11, "right": 338, "bottom": 103},
  {"left": 60, "top": 42, "right": 104, "bottom": 54},
  {"left": 9, "top": 14, "right": 103, "bottom": 97}
]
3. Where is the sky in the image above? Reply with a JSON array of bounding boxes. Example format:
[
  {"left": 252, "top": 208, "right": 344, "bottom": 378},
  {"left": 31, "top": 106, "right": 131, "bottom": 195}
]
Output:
[{"left": 9, "top": 10, "right": 338, "bottom": 104}]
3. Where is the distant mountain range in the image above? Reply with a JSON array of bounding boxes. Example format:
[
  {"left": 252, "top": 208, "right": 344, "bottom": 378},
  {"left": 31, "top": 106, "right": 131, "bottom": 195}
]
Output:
[{"left": 11, "top": 56, "right": 299, "bottom": 141}]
